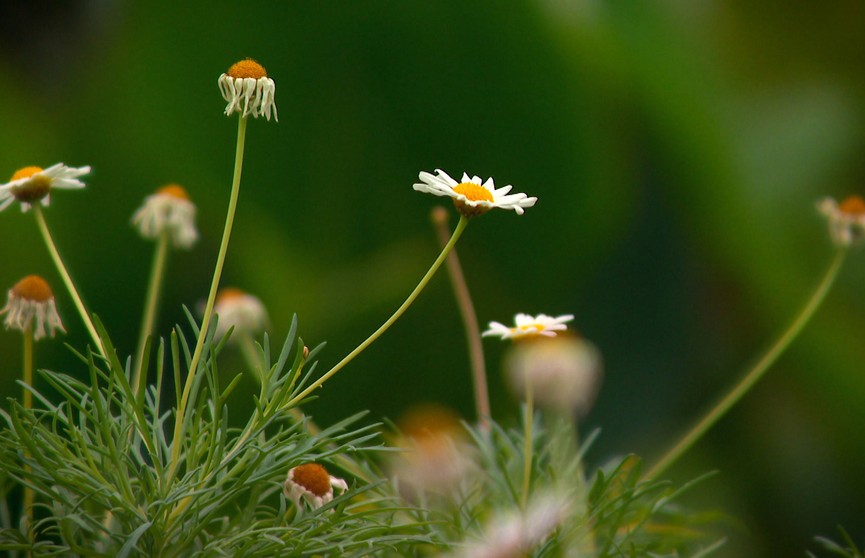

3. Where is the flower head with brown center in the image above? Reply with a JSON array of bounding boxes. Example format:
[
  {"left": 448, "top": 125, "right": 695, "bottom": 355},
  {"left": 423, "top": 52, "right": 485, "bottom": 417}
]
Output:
[
  {"left": 284, "top": 463, "right": 349, "bottom": 510},
  {"left": 131, "top": 183, "right": 199, "bottom": 249},
  {"left": 483, "top": 313, "right": 574, "bottom": 341},
  {"left": 212, "top": 287, "right": 269, "bottom": 341},
  {"left": 819, "top": 195, "right": 865, "bottom": 247},
  {"left": 0, "top": 275, "right": 65, "bottom": 340},
  {"left": 0, "top": 164, "right": 90, "bottom": 212},
  {"left": 218, "top": 58, "right": 278, "bottom": 121},
  {"left": 414, "top": 169, "right": 537, "bottom": 217}
]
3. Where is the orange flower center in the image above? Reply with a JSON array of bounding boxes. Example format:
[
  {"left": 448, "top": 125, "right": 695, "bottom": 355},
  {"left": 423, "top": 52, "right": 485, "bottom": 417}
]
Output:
[
  {"left": 292, "top": 463, "right": 331, "bottom": 497},
  {"left": 227, "top": 59, "right": 268, "bottom": 80},
  {"left": 839, "top": 195, "right": 865, "bottom": 216},
  {"left": 12, "top": 275, "right": 53, "bottom": 302},
  {"left": 157, "top": 183, "right": 190, "bottom": 200},
  {"left": 452, "top": 182, "right": 494, "bottom": 203},
  {"left": 216, "top": 287, "right": 247, "bottom": 304},
  {"left": 11, "top": 166, "right": 44, "bottom": 181}
]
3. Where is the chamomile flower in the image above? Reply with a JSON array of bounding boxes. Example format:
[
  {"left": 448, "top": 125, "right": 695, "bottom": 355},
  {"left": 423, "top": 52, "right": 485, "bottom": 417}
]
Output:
[
  {"left": 284, "top": 463, "right": 349, "bottom": 510},
  {"left": 482, "top": 313, "right": 574, "bottom": 340},
  {"left": 131, "top": 184, "right": 199, "bottom": 249},
  {"left": 218, "top": 58, "right": 278, "bottom": 121},
  {"left": 212, "top": 288, "right": 269, "bottom": 340},
  {"left": 0, "top": 164, "right": 90, "bottom": 212},
  {"left": 414, "top": 169, "right": 537, "bottom": 217},
  {"left": 0, "top": 275, "right": 65, "bottom": 340},
  {"left": 818, "top": 195, "right": 865, "bottom": 246}
]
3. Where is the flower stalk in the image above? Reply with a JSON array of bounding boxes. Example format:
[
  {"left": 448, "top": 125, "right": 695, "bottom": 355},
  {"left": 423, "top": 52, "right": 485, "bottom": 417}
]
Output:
[
  {"left": 134, "top": 229, "right": 171, "bottom": 394},
  {"left": 644, "top": 247, "right": 848, "bottom": 480}
]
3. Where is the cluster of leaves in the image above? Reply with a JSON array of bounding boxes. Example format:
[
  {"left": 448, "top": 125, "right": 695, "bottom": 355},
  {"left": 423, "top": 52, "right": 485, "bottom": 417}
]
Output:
[
  {"left": 0, "top": 315, "right": 429, "bottom": 557},
  {"left": 809, "top": 528, "right": 865, "bottom": 558}
]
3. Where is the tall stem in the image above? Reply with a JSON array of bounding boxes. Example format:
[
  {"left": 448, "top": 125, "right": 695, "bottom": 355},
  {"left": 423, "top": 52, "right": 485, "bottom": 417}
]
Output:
[
  {"left": 22, "top": 327, "right": 34, "bottom": 545},
  {"left": 169, "top": 115, "right": 248, "bottom": 479},
  {"left": 284, "top": 215, "right": 470, "bottom": 409},
  {"left": 644, "top": 248, "right": 847, "bottom": 481},
  {"left": 32, "top": 205, "right": 105, "bottom": 358},
  {"left": 431, "top": 207, "right": 490, "bottom": 430},
  {"left": 133, "top": 230, "right": 171, "bottom": 395},
  {"left": 521, "top": 380, "right": 534, "bottom": 509}
]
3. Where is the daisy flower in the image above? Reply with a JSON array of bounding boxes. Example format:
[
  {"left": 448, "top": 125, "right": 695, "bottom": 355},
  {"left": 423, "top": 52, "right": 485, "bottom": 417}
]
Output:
[
  {"left": 131, "top": 184, "right": 199, "bottom": 249},
  {"left": 0, "top": 275, "right": 65, "bottom": 340},
  {"left": 414, "top": 169, "right": 537, "bottom": 217},
  {"left": 482, "top": 313, "right": 574, "bottom": 340},
  {"left": 0, "top": 164, "right": 90, "bottom": 212},
  {"left": 284, "top": 463, "right": 349, "bottom": 510},
  {"left": 818, "top": 195, "right": 865, "bottom": 246},
  {"left": 218, "top": 58, "right": 278, "bottom": 121},
  {"left": 212, "top": 288, "right": 269, "bottom": 340}
]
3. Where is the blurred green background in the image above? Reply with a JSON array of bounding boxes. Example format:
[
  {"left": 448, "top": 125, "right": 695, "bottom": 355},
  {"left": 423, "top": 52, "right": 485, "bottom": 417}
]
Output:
[{"left": 1, "top": 1, "right": 863, "bottom": 556}]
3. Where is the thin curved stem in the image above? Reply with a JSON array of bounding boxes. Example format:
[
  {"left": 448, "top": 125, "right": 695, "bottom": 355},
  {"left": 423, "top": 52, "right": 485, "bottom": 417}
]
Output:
[
  {"left": 133, "top": 230, "right": 171, "bottom": 395},
  {"left": 521, "top": 381, "right": 534, "bottom": 510},
  {"left": 169, "top": 115, "right": 248, "bottom": 480},
  {"left": 431, "top": 207, "right": 490, "bottom": 430},
  {"left": 644, "top": 248, "right": 848, "bottom": 481},
  {"left": 32, "top": 205, "right": 105, "bottom": 358},
  {"left": 283, "top": 215, "right": 470, "bottom": 409}
]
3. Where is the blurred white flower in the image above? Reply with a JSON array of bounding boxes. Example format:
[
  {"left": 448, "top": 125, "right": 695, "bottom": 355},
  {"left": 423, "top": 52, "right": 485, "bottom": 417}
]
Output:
[
  {"left": 131, "top": 184, "right": 199, "bottom": 249},
  {"left": 483, "top": 313, "right": 574, "bottom": 341},
  {"left": 284, "top": 463, "right": 348, "bottom": 510},
  {"left": 218, "top": 58, "right": 278, "bottom": 121},
  {"left": 818, "top": 195, "right": 865, "bottom": 247},
  {"left": 456, "top": 493, "right": 569, "bottom": 558},
  {"left": 0, "top": 164, "right": 90, "bottom": 212},
  {"left": 504, "top": 334, "right": 602, "bottom": 415},
  {"left": 212, "top": 288, "right": 269, "bottom": 340},
  {"left": 0, "top": 275, "right": 65, "bottom": 340},
  {"left": 414, "top": 169, "right": 537, "bottom": 217}
]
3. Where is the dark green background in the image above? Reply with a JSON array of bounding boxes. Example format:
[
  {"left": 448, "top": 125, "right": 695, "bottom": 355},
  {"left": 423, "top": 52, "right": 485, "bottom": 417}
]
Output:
[{"left": 1, "top": 1, "right": 863, "bottom": 556}]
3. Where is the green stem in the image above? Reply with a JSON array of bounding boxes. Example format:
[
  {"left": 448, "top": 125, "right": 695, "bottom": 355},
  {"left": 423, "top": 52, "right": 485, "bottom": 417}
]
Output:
[
  {"left": 133, "top": 230, "right": 171, "bottom": 395},
  {"left": 644, "top": 247, "right": 848, "bottom": 481},
  {"left": 32, "top": 205, "right": 105, "bottom": 358},
  {"left": 22, "top": 327, "right": 34, "bottom": 545},
  {"left": 522, "top": 377, "right": 534, "bottom": 509},
  {"left": 431, "top": 207, "right": 490, "bottom": 430},
  {"left": 284, "top": 215, "right": 470, "bottom": 409},
  {"left": 169, "top": 115, "right": 248, "bottom": 480}
]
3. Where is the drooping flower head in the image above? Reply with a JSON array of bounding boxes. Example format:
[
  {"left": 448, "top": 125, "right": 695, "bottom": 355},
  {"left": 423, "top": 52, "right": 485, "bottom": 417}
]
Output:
[
  {"left": 414, "top": 169, "right": 537, "bottom": 217},
  {"left": 0, "top": 275, "right": 65, "bottom": 340},
  {"left": 284, "top": 463, "right": 349, "bottom": 510},
  {"left": 131, "top": 184, "right": 199, "bottom": 249},
  {"left": 212, "top": 287, "right": 269, "bottom": 340},
  {"left": 218, "top": 58, "right": 278, "bottom": 121},
  {"left": 818, "top": 195, "right": 865, "bottom": 247},
  {"left": 0, "top": 164, "right": 90, "bottom": 212},
  {"left": 482, "top": 313, "right": 574, "bottom": 341}
]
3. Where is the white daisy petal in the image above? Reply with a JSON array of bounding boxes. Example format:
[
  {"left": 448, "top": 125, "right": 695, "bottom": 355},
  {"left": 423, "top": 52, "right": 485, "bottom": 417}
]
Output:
[
  {"left": 414, "top": 169, "right": 537, "bottom": 217},
  {"left": 818, "top": 195, "right": 865, "bottom": 247},
  {"left": 218, "top": 59, "right": 278, "bottom": 122},
  {"left": 0, "top": 164, "right": 90, "bottom": 212}
]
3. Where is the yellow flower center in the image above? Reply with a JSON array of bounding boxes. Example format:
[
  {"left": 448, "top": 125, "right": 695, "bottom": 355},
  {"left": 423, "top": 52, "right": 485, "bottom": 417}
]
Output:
[
  {"left": 11, "top": 166, "right": 43, "bottom": 181},
  {"left": 453, "top": 182, "right": 494, "bottom": 203},
  {"left": 9, "top": 166, "right": 51, "bottom": 203},
  {"left": 216, "top": 287, "right": 247, "bottom": 304},
  {"left": 839, "top": 195, "right": 865, "bottom": 216},
  {"left": 291, "top": 463, "right": 331, "bottom": 497},
  {"left": 12, "top": 275, "right": 53, "bottom": 302},
  {"left": 227, "top": 59, "right": 268, "bottom": 80},
  {"left": 157, "top": 183, "right": 190, "bottom": 200},
  {"left": 518, "top": 324, "right": 544, "bottom": 332}
]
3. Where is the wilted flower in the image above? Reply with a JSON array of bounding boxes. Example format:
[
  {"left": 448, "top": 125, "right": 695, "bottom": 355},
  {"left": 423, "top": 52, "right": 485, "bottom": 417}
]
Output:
[
  {"left": 483, "top": 313, "right": 574, "bottom": 341},
  {"left": 818, "top": 195, "right": 865, "bottom": 246},
  {"left": 504, "top": 333, "right": 602, "bottom": 415},
  {"left": 0, "top": 275, "right": 65, "bottom": 340},
  {"left": 0, "top": 164, "right": 90, "bottom": 212},
  {"left": 212, "top": 288, "right": 268, "bottom": 340},
  {"left": 218, "top": 58, "right": 278, "bottom": 121},
  {"left": 414, "top": 169, "right": 537, "bottom": 217},
  {"left": 391, "top": 404, "right": 473, "bottom": 495},
  {"left": 284, "top": 463, "right": 348, "bottom": 510},
  {"left": 456, "top": 493, "right": 569, "bottom": 558},
  {"left": 131, "top": 184, "right": 199, "bottom": 249}
]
